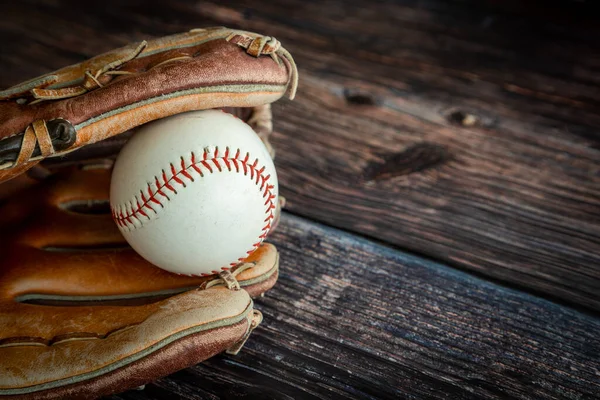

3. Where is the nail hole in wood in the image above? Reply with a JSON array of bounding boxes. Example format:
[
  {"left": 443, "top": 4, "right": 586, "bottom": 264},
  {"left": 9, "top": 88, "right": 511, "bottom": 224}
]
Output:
[
  {"left": 344, "top": 89, "right": 377, "bottom": 106},
  {"left": 447, "top": 110, "right": 480, "bottom": 127}
]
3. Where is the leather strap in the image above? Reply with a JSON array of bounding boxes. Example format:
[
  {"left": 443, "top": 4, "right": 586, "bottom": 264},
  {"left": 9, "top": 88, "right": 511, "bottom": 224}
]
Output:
[
  {"left": 33, "top": 120, "right": 54, "bottom": 157},
  {"left": 15, "top": 125, "right": 36, "bottom": 166}
]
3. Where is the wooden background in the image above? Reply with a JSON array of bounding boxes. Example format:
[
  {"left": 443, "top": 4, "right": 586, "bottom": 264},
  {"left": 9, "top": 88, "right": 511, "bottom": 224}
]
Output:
[{"left": 1, "top": 0, "right": 599, "bottom": 398}]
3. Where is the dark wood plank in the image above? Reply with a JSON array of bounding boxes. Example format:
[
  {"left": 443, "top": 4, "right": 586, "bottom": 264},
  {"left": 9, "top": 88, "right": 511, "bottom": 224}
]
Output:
[
  {"left": 239, "top": 0, "right": 600, "bottom": 311},
  {"left": 104, "top": 214, "right": 600, "bottom": 400},
  {"left": 1, "top": 0, "right": 599, "bottom": 310}
]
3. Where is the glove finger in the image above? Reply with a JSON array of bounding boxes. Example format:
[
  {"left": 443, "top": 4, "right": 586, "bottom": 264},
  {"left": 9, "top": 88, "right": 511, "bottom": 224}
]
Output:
[
  {"left": 0, "top": 166, "right": 275, "bottom": 399},
  {"left": 0, "top": 28, "right": 297, "bottom": 183},
  {"left": 1, "top": 242, "right": 278, "bottom": 299},
  {"left": 1, "top": 166, "right": 278, "bottom": 297},
  {"left": 0, "top": 288, "right": 259, "bottom": 399}
]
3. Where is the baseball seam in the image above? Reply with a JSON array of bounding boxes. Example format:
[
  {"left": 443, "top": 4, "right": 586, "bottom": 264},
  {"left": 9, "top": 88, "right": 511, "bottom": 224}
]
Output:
[{"left": 110, "top": 146, "right": 276, "bottom": 275}]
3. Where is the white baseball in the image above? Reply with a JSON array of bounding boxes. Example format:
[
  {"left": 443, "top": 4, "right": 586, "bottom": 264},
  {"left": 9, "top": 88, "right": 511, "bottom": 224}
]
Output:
[{"left": 110, "top": 110, "right": 278, "bottom": 276}]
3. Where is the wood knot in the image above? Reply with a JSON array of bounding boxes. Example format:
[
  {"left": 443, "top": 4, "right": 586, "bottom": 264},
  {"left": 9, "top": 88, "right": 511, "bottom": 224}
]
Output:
[
  {"left": 363, "top": 143, "right": 448, "bottom": 182},
  {"left": 444, "top": 108, "right": 496, "bottom": 128}
]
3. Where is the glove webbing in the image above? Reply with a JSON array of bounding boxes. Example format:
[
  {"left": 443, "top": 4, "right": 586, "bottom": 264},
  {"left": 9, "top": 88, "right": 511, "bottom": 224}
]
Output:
[{"left": 206, "top": 263, "right": 256, "bottom": 291}]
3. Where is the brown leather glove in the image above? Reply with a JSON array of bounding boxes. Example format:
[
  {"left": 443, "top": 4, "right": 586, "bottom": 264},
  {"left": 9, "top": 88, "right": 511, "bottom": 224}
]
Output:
[
  {"left": 0, "top": 27, "right": 296, "bottom": 399},
  {"left": 0, "top": 26, "right": 297, "bottom": 182}
]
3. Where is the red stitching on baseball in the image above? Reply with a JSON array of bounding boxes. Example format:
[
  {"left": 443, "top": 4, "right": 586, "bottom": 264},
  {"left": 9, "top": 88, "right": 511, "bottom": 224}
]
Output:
[
  {"left": 163, "top": 171, "right": 177, "bottom": 193},
  {"left": 138, "top": 206, "right": 148, "bottom": 218},
  {"left": 111, "top": 146, "right": 276, "bottom": 268},
  {"left": 191, "top": 164, "right": 203, "bottom": 176},
  {"left": 148, "top": 186, "right": 161, "bottom": 205},
  {"left": 223, "top": 157, "right": 232, "bottom": 171},
  {"left": 212, "top": 158, "right": 222, "bottom": 172},
  {"left": 171, "top": 164, "right": 185, "bottom": 186},
  {"left": 180, "top": 158, "right": 194, "bottom": 181},
  {"left": 201, "top": 160, "right": 213, "bottom": 173}
]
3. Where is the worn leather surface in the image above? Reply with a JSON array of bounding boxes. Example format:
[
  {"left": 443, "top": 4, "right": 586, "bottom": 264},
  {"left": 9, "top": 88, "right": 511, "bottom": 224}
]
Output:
[
  {"left": 0, "top": 26, "right": 293, "bottom": 398},
  {"left": 0, "top": 166, "right": 279, "bottom": 399},
  {"left": 9, "top": 320, "right": 252, "bottom": 400},
  {"left": 0, "top": 27, "right": 297, "bottom": 182}
]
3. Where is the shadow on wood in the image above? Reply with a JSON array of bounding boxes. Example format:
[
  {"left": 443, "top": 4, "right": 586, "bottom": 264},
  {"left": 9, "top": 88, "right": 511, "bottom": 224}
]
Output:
[{"left": 112, "top": 214, "right": 600, "bottom": 400}]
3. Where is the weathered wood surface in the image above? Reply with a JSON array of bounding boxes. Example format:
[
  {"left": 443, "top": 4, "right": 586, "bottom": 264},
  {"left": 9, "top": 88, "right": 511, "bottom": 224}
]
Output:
[
  {"left": 1, "top": 1, "right": 600, "bottom": 398},
  {"left": 1, "top": 0, "right": 599, "bottom": 311},
  {"left": 107, "top": 214, "right": 600, "bottom": 400}
]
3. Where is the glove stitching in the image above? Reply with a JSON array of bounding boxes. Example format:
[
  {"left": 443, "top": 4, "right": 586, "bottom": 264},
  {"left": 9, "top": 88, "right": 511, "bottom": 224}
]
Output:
[{"left": 110, "top": 146, "right": 276, "bottom": 276}]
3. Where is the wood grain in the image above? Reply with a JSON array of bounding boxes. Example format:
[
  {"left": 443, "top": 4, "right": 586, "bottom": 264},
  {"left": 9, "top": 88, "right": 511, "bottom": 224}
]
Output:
[
  {"left": 1, "top": 2, "right": 599, "bottom": 398},
  {"left": 106, "top": 214, "right": 600, "bottom": 400},
  {"left": 1, "top": 0, "right": 599, "bottom": 310}
]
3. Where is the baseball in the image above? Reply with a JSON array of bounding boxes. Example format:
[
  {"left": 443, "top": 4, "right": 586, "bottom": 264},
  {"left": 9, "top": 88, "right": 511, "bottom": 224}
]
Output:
[{"left": 110, "top": 110, "right": 278, "bottom": 276}]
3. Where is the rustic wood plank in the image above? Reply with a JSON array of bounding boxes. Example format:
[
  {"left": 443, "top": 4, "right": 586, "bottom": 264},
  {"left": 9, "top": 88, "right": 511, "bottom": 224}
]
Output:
[
  {"left": 105, "top": 214, "right": 600, "bottom": 400},
  {"left": 1, "top": 0, "right": 599, "bottom": 310},
  {"left": 1, "top": 2, "right": 599, "bottom": 397},
  {"left": 235, "top": 0, "right": 600, "bottom": 311}
]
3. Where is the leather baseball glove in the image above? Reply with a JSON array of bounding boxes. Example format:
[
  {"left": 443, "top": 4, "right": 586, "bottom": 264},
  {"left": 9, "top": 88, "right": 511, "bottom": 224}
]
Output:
[{"left": 0, "top": 26, "right": 296, "bottom": 399}]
